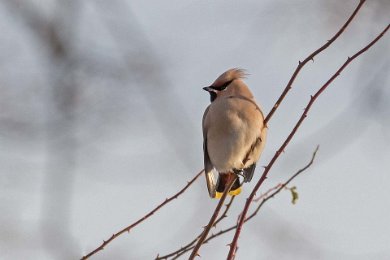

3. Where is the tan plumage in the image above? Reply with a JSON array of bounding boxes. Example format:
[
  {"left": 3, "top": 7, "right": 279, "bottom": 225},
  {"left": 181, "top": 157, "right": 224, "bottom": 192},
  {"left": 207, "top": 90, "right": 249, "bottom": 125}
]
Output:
[{"left": 202, "top": 68, "right": 267, "bottom": 198}]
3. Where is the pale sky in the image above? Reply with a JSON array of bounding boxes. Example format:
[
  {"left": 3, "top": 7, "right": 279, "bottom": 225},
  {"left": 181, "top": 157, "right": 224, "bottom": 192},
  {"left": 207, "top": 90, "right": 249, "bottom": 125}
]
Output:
[{"left": 0, "top": 0, "right": 389, "bottom": 259}]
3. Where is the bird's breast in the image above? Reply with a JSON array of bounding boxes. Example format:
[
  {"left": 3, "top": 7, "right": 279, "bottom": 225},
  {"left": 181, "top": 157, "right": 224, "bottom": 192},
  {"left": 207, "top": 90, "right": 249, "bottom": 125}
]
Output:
[{"left": 206, "top": 97, "right": 263, "bottom": 172}]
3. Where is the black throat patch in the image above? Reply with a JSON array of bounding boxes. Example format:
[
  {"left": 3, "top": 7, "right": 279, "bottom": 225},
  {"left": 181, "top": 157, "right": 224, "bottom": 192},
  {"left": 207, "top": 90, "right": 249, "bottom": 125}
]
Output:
[{"left": 209, "top": 92, "right": 217, "bottom": 102}]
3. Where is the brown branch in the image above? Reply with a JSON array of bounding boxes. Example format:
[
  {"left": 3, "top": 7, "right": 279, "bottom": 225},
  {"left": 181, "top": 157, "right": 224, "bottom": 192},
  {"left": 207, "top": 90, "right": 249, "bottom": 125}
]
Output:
[
  {"left": 214, "top": 196, "right": 236, "bottom": 227},
  {"left": 81, "top": 169, "right": 204, "bottom": 259},
  {"left": 264, "top": 0, "right": 366, "bottom": 125},
  {"left": 155, "top": 196, "right": 235, "bottom": 260},
  {"left": 163, "top": 146, "right": 320, "bottom": 259},
  {"left": 252, "top": 184, "right": 282, "bottom": 202},
  {"left": 227, "top": 24, "right": 390, "bottom": 259},
  {"left": 189, "top": 174, "right": 237, "bottom": 259}
]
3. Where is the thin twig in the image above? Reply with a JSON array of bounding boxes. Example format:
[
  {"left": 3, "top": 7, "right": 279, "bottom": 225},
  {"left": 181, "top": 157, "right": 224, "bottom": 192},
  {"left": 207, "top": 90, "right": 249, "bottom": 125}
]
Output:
[
  {"left": 155, "top": 196, "right": 235, "bottom": 260},
  {"left": 227, "top": 24, "right": 390, "bottom": 259},
  {"left": 164, "top": 146, "right": 320, "bottom": 259},
  {"left": 264, "top": 0, "right": 366, "bottom": 125},
  {"left": 81, "top": 169, "right": 204, "bottom": 259},
  {"left": 189, "top": 174, "right": 237, "bottom": 259},
  {"left": 214, "top": 196, "right": 235, "bottom": 227},
  {"left": 253, "top": 184, "right": 282, "bottom": 202}
]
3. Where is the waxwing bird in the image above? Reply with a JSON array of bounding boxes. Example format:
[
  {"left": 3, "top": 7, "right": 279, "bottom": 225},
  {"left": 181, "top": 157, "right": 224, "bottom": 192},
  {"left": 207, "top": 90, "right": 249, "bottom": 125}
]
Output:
[{"left": 202, "top": 68, "right": 267, "bottom": 198}]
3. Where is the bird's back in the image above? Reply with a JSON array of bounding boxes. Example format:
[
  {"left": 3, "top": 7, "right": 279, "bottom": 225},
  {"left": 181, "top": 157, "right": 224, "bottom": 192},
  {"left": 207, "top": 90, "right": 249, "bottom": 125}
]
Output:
[{"left": 204, "top": 86, "right": 265, "bottom": 173}]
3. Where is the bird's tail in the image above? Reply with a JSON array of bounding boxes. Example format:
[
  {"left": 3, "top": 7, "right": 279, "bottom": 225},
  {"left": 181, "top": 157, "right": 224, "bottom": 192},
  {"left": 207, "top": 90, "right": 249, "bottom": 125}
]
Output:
[{"left": 215, "top": 172, "right": 242, "bottom": 199}]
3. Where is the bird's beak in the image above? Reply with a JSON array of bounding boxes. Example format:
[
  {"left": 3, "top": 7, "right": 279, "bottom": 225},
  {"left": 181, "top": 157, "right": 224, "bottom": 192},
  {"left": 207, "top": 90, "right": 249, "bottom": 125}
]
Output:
[
  {"left": 204, "top": 86, "right": 218, "bottom": 102},
  {"left": 203, "top": 86, "right": 214, "bottom": 92}
]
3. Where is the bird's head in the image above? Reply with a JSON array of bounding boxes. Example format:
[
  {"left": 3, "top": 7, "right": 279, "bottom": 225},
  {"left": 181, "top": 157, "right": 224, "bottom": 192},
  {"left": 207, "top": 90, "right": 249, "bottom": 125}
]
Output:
[{"left": 203, "top": 68, "right": 250, "bottom": 102}]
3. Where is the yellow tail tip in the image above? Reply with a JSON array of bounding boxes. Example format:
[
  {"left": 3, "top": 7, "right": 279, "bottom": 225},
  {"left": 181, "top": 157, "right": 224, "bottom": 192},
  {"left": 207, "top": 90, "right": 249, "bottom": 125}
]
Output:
[{"left": 215, "top": 187, "right": 242, "bottom": 199}]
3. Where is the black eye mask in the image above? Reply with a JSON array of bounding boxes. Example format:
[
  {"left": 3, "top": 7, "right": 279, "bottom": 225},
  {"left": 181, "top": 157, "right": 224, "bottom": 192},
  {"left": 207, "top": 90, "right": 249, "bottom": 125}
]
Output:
[
  {"left": 203, "top": 79, "right": 235, "bottom": 102},
  {"left": 211, "top": 79, "right": 234, "bottom": 91}
]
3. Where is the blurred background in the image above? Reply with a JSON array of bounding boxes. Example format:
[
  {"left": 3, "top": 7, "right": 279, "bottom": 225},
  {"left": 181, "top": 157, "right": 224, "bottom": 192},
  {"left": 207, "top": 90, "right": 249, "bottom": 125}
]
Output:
[{"left": 0, "top": 0, "right": 389, "bottom": 259}]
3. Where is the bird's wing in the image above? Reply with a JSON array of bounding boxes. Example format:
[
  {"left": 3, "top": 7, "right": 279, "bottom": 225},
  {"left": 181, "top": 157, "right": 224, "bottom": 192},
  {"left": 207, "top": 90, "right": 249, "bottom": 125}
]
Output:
[
  {"left": 243, "top": 163, "right": 256, "bottom": 183},
  {"left": 204, "top": 139, "right": 217, "bottom": 198},
  {"left": 203, "top": 106, "right": 216, "bottom": 198},
  {"left": 242, "top": 124, "right": 268, "bottom": 182}
]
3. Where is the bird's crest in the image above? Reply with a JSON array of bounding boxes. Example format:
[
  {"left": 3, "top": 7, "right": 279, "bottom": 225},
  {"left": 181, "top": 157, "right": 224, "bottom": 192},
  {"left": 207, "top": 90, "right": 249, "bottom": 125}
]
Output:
[{"left": 212, "top": 68, "right": 248, "bottom": 87}]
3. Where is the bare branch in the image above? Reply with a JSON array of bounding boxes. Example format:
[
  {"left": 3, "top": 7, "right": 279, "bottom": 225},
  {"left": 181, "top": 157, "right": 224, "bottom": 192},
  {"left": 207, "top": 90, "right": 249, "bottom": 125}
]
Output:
[
  {"left": 227, "top": 24, "right": 390, "bottom": 259},
  {"left": 213, "top": 196, "right": 236, "bottom": 227},
  {"left": 264, "top": 0, "right": 366, "bottom": 125},
  {"left": 189, "top": 174, "right": 237, "bottom": 259},
  {"left": 81, "top": 169, "right": 204, "bottom": 259}
]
